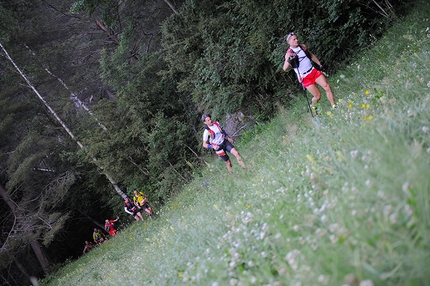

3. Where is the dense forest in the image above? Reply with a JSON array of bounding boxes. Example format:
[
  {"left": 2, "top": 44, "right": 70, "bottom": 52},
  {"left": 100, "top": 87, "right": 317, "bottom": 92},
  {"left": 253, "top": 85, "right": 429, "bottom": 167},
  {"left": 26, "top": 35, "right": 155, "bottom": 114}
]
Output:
[{"left": 0, "top": 0, "right": 408, "bottom": 284}]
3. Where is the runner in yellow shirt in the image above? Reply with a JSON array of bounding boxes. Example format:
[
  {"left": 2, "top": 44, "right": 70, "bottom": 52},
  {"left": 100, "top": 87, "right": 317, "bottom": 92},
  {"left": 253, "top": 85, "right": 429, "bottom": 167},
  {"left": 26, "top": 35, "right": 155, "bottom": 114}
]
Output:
[{"left": 133, "top": 190, "right": 155, "bottom": 219}]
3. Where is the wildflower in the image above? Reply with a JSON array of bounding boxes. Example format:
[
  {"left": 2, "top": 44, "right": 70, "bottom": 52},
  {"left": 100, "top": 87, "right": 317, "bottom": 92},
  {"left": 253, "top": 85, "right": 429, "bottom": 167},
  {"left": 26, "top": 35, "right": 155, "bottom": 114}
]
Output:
[
  {"left": 329, "top": 235, "right": 339, "bottom": 243},
  {"left": 389, "top": 213, "right": 398, "bottom": 224},
  {"left": 321, "top": 214, "right": 328, "bottom": 223},
  {"left": 229, "top": 279, "right": 238, "bottom": 286},
  {"left": 365, "top": 90, "right": 370, "bottom": 95},
  {"left": 327, "top": 111, "right": 332, "bottom": 116},
  {"left": 402, "top": 182, "right": 411, "bottom": 193},
  {"left": 365, "top": 179, "right": 373, "bottom": 188},
  {"left": 348, "top": 103, "right": 353, "bottom": 108},
  {"left": 285, "top": 249, "right": 301, "bottom": 270},
  {"left": 318, "top": 274, "right": 330, "bottom": 285},
  {"left": 407, "top": 109, "right": 414, "bottom": 117},
  {"left": 306, "top": 154, "right": 315, "bottom": 163},
  {"left": 360, "top": 279, "right": 374, "bottom": 286},
  {"left": 178, "top": 273, "right": 183, "bottom": 277},
  {"left": 250, "top": 276, "right": 257, "bottom": 284},
  {"left": 383, "top": 205, "right": 392, "bottom": 216},
  {"left": 422, "top": 126, "right": 429, "bottom": 133},
  {"left": 350, "top": 150, "right": 359, "bottom": 159},
  {"left": 404, "top": 204, "right": 413, "bottom": 216}
]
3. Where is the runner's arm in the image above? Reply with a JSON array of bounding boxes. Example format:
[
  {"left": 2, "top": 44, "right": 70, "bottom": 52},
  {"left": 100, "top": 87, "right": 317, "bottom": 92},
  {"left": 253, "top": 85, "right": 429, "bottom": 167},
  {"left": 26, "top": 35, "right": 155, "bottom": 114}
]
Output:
[
  {"left": 283, "top": 50, "right": 293, "bottom": 71},
  {"left": 202, "top": 129, "right": 212, "bottom": 149},
  {"left": 124, "top": 207, "right": 133, "bottom": 215}
]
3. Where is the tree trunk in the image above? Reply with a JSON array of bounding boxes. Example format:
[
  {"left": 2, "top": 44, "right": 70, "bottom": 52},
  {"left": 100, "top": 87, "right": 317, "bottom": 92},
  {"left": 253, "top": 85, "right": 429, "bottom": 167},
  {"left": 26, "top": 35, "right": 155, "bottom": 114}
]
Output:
[
  {"left": 0, "top": 185, "right": 51, "bottom": 279},
  {"left": 163, "top": 0, "right": 179, "bottom": 15},
  {"left": 30, "top": 240, "right": 51, "bottom": 275},
  {"left": 0, "top": 41, "right": 126, "bottom": 198}
]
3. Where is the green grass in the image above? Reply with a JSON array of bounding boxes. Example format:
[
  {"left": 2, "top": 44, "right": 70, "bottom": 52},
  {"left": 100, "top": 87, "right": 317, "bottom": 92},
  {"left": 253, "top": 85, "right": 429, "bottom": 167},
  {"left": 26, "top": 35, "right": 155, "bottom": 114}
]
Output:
[{"left": 41, "top": 1, "right": 430, "bottom": 285}]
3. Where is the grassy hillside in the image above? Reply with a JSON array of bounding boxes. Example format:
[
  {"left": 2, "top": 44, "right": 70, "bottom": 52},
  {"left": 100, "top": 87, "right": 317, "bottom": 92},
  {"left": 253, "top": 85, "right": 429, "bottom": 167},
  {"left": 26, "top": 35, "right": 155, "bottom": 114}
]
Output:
[{"left": 41, "top": 1, "right": 430, "bottom": 285}]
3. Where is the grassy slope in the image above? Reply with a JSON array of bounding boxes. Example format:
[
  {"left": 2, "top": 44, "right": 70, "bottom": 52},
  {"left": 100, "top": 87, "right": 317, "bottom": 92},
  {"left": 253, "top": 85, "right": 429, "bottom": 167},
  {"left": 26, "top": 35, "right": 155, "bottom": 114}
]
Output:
[{"left": 42, "top": 1, "right": 430, "bottom": 285}]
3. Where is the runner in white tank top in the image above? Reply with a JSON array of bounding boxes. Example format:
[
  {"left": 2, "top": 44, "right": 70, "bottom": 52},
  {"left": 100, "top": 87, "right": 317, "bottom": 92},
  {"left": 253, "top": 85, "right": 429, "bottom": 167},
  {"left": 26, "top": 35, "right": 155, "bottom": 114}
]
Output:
[{"left": 283, "top": 32, "right": 336, "bottom": 110}]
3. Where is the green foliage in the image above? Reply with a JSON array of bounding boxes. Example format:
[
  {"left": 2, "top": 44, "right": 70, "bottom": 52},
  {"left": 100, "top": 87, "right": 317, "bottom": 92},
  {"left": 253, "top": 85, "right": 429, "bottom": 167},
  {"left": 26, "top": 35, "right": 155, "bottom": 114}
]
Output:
[{"left": 161, "top": 0, "right": 409, "bottom": 119}]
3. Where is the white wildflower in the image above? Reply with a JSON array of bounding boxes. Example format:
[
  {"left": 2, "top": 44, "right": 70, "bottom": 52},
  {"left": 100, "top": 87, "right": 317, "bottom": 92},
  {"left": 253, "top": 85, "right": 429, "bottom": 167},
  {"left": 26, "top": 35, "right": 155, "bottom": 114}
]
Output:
[
  {"left": 359, "top": 279, "right": 374, "bottom": 286},
  {"left": 390, "top": 213, "right": 398, "bottom": 224},
  {"left": 318, "top": 274, "right": 330, "bottom": 285},
  {"left": 383, "top": 205, "right": 392, "bottom": 216},
  {"left": 229, "top": 278, "right": 238, "bottom": 286},
  {"left": 422, "top": 126, "right": 429, "bottom": 133},
  {"left": 321, "top": 214, "right": 328, "bottom": 223},
  {"left": 404, "top": 204, "right": 413, "bottom": 216},
  {"left": 329, "top": 235, "right": 339, "bottom": 244},
  {"left": 402, "top": 182, "right": 411, "bottom": 193},
  {"left": 350, "top": 150, "right": 359, "bottom": 159}
]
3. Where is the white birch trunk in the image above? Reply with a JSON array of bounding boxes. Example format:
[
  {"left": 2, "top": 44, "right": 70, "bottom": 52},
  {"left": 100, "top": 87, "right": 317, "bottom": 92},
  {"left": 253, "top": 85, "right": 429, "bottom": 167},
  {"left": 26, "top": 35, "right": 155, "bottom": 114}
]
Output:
[{"left": 0, "top": 41, "right": 126, "bottom": 198}]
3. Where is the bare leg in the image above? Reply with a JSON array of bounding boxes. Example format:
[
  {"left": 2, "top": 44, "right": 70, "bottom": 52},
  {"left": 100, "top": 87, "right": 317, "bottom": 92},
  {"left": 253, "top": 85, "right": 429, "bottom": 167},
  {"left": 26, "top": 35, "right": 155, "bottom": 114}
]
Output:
[
  {"left": 315, "top": 75, "right": 335, "bottom": 106},
  {"left": 305, "top": 84, "right": 322, "bottom": 107},
  {"left": 230, "top": 148, "right": 245, "bottom": 168},
  {"left": 225, "top": 160, "right": 232, "bottom": 173}
]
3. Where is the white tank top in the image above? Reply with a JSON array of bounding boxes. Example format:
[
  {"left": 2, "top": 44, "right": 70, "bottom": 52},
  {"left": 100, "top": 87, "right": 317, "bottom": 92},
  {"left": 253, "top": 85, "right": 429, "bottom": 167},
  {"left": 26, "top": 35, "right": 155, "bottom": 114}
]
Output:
[{"left": 290, "top": 46, "right": 313, "bottom": 79}]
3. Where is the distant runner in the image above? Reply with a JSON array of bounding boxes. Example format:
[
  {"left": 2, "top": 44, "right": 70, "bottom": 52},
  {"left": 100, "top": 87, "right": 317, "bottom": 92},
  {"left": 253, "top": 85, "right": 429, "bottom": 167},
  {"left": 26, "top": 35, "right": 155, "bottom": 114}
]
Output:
[
  {"left": 83, "top": 240, "right": 93, "bottom": 254},
  {"left": 124, "top": 197, "right": 145, "bottom": 221},
  {"left": 92, "top": 228, "right": 106, "bottom": 245},
  {"left": 133, "top": 190, "right": 155, "bottom": 219},
  {"left": 104, "top": 217, "right": 119, "bottom": 236}
]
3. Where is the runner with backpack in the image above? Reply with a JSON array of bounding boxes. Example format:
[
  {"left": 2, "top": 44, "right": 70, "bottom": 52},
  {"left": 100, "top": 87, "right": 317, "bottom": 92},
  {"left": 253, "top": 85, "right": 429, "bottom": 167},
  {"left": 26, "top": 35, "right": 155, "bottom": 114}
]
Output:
[
  {"left": 104, "top": 217, "right": 119, "bottom": 236},
  {"left": 133, "top": 190, "right": 156, "bottom": 219},
  {"left": 283, "top": 32, "right": 336, "bottom": 115},
  {"left": 201, "top": 114, "right": 245, "bottom": 173}
]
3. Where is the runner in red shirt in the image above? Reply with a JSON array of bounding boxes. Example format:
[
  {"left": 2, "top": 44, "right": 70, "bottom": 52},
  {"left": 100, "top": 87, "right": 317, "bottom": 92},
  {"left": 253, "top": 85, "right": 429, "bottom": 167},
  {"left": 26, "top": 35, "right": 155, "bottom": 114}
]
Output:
[{"left": 104, "top": 217, "right": 119, "bottom": 236}]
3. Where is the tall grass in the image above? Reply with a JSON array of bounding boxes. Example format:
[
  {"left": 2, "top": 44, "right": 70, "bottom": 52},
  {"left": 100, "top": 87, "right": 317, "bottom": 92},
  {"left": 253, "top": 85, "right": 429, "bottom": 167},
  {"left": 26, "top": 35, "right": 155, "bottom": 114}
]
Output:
[{"left": 41, "top": 1, "right": 430, "bottom": 285}]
